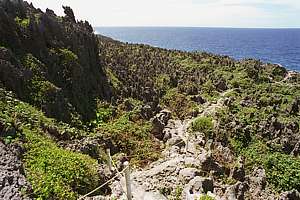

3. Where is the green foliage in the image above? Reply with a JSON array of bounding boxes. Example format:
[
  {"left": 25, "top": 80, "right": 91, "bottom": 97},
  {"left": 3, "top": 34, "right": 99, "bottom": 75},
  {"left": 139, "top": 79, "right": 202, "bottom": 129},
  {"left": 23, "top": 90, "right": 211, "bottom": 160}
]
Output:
[
  {"left": 191, "top": 116, "right": 213, "bottom": 138},
  {"left": 155, "top": 74, "right": 171, "bottom": 92},
  {"left": 271, "top": 66, "right": 287, "bottom": 81},
  {"left": 0, "top": 88, "right": 99, "bottom": 199},
  {"left": 59, "top": 48, "right": 78, "bottom": 63},
  {"left": 105, "top": 68, "right": 122, "bottom": 91},
  {"left": 22, "top": 54, "right": 44, "bottom": 73},
  {"left": 199, "top": 195, "right": 215, "bottom": 200},
  {"left": 90, "top": 102, "right": 114, "bottom": 127},
  {"left": 22, "top": 54, "right": 61, "bottom": 110},
  {"left": 26, "top": 76, "right": 57, "bottom": 106},
  {"left": 3, "top": 135, "right": 13, "bottom": 145},
  {"left": 24, "top": 129, "right": 99, "bottom": 200},
  {"left": 239, "top": 140, "right": 300, "bottom": 192},
  {"left": 161, "top": 89, "right": 198, "bottom": 119},
  {"left": 174, "top": 186, "right": 183, "bottom": 200},
  {"left": 264, "top": 153, "right": 300, "bottom": 191},
  {"left": 15, "top": 16, "right": 30, "bottom": 28},
  {"left": 159, "top": 187, "right": 172, "bottom": 196},
  {"left": 96, "top": 106, "right": 160, "bottom": 166}
]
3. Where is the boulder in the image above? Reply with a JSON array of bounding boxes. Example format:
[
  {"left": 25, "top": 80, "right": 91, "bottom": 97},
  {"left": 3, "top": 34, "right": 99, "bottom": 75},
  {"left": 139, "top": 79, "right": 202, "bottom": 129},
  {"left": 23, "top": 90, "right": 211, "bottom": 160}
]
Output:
[
  {"left": 166, "top": 136, "right": 185, "bottom": 148},
  {"left": 288, "top": 98, "right": 300, "bottom": 115},
  {"left": 245, "top": 167, "right": 267, "bottom": 199},
  {"left": 185, "top": 176, "right": 214, "bottom": 194},
  {"left": 224, "top": 182, "right": 248, "bottom": 200},
  {"left": 63, "top": 6, "right": 76, "bottom": 22},
  {"left": 151, "top": 109, "right": 171, "bottom": 140},
  {"left": 0, "top": 142, "right": 32, "bottom": 199},
  {"left": 279, "top": 190, "right": 300, "bottom": 200},
  {"left": 190, "top": 95, "right": 206, "bottom": 104},
  {"left": 291, "top": 140, "right": 300, "bottom": 156},
  {"left": 179, "top": 168, "right": 200, "bottom": 183},
  {"left": 215, "top": 79, "right": 228, "bottom": 92},
  {"left": 230, "top": 157, "right": 245, "bottom": 182}
]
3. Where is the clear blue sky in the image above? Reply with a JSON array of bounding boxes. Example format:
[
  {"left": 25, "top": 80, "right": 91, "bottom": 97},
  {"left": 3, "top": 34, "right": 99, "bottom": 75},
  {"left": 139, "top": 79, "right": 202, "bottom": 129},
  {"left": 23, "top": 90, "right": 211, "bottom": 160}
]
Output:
[{"left": 27, "top": 0, "right": 300, "bottom": 28}]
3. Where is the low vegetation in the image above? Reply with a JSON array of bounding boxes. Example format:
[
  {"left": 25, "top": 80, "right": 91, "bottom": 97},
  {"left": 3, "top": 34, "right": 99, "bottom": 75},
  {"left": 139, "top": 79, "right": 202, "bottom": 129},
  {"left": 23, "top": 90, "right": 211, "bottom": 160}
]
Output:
[{"left": 1, "top": 2, "right": 300, "bottom": 199}]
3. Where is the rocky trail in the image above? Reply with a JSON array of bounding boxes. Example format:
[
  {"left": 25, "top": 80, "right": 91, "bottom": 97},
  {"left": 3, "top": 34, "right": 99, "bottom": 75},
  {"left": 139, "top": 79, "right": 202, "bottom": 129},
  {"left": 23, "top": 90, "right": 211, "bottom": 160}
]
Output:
[
  {"left": 88, "top": 90, "right": 240, "bottom": 200},
  {"left": 84, "top": 88, "right": 300, "bottom": 200}
]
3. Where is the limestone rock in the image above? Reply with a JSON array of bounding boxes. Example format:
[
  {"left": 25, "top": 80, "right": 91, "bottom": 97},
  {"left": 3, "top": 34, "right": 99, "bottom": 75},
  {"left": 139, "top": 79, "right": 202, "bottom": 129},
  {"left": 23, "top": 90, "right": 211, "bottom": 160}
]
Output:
[
  {"left": 179, "top": 168, "right": 200, "bottom": 183},
  {"left": 0, "top": 142, "right": 32, "bottom": 200},
  {"left": 279, "top": 190, "right": 300, "bottom": 200},
  {"left": 185, "top": 176, "right": 214, "bottom": 195},
  {"left": 151, "top": 109, "right": 171, "bottom": 140},
  {"left": 223, "top": 182, "right": 248, "bottom": 200}
]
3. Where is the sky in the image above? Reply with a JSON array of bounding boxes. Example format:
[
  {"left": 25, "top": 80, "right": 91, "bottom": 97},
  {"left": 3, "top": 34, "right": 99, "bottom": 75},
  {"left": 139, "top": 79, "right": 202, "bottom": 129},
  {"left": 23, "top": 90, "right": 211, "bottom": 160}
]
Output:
[{"left": 27, "top": 0, "right": 300, "bottom": 28}]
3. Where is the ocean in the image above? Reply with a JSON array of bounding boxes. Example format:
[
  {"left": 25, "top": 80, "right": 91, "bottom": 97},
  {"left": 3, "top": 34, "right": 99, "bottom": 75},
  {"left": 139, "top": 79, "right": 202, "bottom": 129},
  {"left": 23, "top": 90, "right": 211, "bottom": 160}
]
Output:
[{"left": 95, "top": 27, "right": 300, "bottom": 71}]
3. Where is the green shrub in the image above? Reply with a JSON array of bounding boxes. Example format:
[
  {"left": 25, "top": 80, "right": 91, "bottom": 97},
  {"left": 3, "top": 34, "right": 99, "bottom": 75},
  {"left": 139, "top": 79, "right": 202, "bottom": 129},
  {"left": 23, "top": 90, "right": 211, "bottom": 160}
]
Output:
[
  {"left": 174, "top": 186, "right": 183, "bottom": 200},
  {"left": 24, "top": 129, "right": 99, "bottom": 200},
  {"left": 105, "top": 68, "right": 122, "bottom": 91},
  {"left": 59, "top": 48, "right": 78, "bottom": 63},
  {"left": 22, "top": 54, "right": 45, "bottom": 73},
  {"left": 161, "top": 89, "right": 198, "bottom": 119},
  {"left": 15, "top": 16, "right": 30, "bottom": 28},
  {"left": 239, "top": 140, "right": 300, "bottom": 192},
  {"left": 199, "top": 195, "right": 215, "bottom": 200},
  {"left": 155, "top": 74, "right": 171, "bottom": 92},
  {"left": 264, "top": 153, "right": 300, "bottom": 191},
  {"left": 191, "top": 116, "right": 213, "bottom": 137},
  {"left": 98, "top": 110, "right": 160, "bottom": 166},
  {"left": 90, "top": 102, "right": 114, "bottom": 127}
]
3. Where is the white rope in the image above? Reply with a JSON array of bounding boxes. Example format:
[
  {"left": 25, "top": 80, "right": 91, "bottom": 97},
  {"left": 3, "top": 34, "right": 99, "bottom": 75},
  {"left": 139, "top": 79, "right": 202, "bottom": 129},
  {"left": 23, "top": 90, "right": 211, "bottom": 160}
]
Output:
[
  {"left": 77, "top": 166, "right": 128, "bottom": 200},
  {"left": 110, "top": 154, "right": 130, "bottom": 200}
]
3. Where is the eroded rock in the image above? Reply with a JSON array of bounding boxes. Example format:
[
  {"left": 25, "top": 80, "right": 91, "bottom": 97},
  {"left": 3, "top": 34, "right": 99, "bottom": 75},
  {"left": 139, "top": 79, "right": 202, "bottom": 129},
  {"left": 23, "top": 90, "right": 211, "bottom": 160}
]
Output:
[{"left": 0, "top": 141, "right": 32, "bottom": 200}]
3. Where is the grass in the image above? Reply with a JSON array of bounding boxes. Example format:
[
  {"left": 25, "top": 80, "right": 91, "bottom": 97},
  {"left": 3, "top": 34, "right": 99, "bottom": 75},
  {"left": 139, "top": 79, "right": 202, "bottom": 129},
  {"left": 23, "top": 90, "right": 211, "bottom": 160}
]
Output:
[{"left": 191, "top": 116, "right": 213, "bottom": 138}]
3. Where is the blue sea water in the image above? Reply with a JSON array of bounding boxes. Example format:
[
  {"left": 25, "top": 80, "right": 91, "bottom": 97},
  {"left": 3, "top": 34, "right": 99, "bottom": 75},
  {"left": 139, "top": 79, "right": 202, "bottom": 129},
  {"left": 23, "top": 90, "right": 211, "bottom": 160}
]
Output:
[{"left": 95, "top": 27, "right": 300, "bottom": 71}]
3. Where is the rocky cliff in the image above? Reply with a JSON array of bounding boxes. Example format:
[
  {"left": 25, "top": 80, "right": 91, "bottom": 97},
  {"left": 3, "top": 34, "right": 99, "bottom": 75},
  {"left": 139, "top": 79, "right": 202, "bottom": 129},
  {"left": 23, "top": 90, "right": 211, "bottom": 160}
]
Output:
[{"left": 0, "top": 0, "right": 111, "bottom": 124}]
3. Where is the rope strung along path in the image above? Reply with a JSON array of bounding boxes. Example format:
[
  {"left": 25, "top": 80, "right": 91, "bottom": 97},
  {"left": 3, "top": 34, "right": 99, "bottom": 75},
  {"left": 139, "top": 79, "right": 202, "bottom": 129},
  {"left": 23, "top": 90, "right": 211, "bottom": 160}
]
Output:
[{"left": 77, "top": 166, "right": 128, "bottom": 200}]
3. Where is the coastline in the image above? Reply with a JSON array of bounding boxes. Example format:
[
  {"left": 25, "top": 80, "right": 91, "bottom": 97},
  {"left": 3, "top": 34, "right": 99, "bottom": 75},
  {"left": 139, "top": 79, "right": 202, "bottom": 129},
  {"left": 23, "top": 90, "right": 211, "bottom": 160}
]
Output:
[{"left": 95, "top": 27, "right": 300, "bottom": 71}]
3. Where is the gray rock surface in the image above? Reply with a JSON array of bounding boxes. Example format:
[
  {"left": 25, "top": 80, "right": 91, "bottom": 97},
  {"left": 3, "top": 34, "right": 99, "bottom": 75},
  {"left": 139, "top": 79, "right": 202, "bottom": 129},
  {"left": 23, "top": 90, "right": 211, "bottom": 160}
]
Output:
[
  {"left": 279, "top": 190, "right": 300, "bottom": 200},
  {"left": 179, "top": 168, "right": 200, "bottom": 183},
  {"left": 0, "top": 141, "right": 32, "bottom": 200}
]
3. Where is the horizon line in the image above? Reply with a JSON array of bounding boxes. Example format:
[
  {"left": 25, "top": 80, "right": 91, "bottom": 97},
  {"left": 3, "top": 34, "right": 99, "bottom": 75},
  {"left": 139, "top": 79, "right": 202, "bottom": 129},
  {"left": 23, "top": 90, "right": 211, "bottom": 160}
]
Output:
[{"left": 94, "top": 26, "right": 300, "bottom": 29}]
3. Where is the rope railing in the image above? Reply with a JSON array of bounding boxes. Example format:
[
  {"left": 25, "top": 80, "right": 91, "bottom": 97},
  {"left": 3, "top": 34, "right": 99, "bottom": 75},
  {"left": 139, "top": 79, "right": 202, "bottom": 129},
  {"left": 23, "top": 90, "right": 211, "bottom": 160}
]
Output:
[
  {"left": 78, "top": 130, "right": 196, "bottom": 200},
  {"left": 78, "top": 166, "right": 128, "bottom": 200}
]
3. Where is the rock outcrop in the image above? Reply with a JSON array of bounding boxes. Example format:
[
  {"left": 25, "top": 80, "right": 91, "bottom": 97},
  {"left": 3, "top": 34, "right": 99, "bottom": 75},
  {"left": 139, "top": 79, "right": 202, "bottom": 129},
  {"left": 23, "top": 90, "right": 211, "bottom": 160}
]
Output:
[
  {"left": 0, "top": 0, "right": 111, "bottom": 123},
  {"left": 0, "top": 141, "right": 32, "bottom": 200}
]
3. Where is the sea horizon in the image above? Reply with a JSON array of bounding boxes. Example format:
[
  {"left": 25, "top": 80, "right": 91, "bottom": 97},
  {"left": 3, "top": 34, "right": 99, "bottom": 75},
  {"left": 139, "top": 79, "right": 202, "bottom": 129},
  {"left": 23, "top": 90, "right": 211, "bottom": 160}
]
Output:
[{"left": 95, "top": 26, "right": 300, "bottom": 71}]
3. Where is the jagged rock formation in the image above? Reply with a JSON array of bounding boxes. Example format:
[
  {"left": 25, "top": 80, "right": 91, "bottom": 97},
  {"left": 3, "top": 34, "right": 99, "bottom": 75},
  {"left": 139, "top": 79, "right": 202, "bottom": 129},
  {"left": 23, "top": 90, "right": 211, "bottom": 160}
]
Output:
[{"left": 0, "top": 0, "right": 111, "bottom": 123}]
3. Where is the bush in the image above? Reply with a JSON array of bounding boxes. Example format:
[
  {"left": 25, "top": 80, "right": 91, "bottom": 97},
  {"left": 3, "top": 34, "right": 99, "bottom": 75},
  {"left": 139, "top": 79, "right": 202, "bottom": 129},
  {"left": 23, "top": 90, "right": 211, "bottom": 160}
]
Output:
[
  {"left": 199, "top": 195, "right": 215, "bottom": 200},
  {"left": 264, "top": 153, "right": 300, "bottom": 191},
  {"left": 97, "top": 110, "right": 160, "bottom": 166},
  {"left": 24, "top": 129, "right": 99, "bottom": 200},
  {"left": 161, "top": 89, "right": 198, "bottom": 119},
  {"left": 191, "top": 116, "right": 213, "bottom": 137},
  {"left": 240, "top": 140, "right": 300, "bottom": 192},
  {"left": 90, "top": 102, "right": 114, "bottom": 127},
  {"left": 15, "top": 16, "right": 30, "bottom": 28}
]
